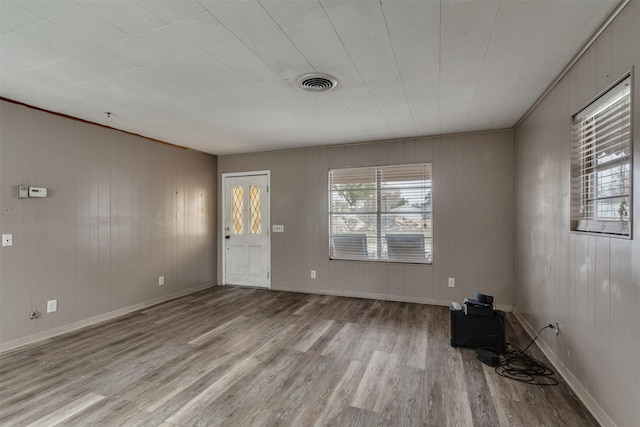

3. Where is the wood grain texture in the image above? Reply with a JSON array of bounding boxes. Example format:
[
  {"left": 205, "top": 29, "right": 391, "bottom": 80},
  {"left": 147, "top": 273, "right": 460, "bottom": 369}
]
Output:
[{"left": 0, "top": 286, "right": 599, "bottom": 426}]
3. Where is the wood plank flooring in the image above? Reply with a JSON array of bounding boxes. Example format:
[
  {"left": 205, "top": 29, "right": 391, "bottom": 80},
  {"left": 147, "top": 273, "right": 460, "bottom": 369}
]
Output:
[{"left": 0, "top": 286, "right": 598, "bottom": 426}]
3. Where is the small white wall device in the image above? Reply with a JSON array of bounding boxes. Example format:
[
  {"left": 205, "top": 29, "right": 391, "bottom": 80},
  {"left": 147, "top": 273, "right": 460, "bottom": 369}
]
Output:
[
  {"left": 17, "top": 186, "right": 48, "bottom": 198},
  {"left": 28, "top": 187, "right": 47, "bottom": 198}
]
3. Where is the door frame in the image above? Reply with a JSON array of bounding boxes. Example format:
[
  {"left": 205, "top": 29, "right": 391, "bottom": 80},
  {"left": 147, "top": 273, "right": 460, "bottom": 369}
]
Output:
[{"left": 221, "top": 170, "right": 271, "bottom": 288}]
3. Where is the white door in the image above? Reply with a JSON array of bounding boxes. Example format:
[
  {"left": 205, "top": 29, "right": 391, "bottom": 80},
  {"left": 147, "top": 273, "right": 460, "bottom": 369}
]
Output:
[{"left": 223, "top": 173, "right": 270, "bottom": 288}]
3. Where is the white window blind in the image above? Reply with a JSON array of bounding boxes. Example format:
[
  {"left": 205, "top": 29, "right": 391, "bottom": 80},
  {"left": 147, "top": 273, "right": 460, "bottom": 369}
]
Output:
[
  {"left": 329, "top": 164, "right": 432, "bottom": 263},
  {"left": 571, "top": 75, "right": 632, "bottom": 237}
]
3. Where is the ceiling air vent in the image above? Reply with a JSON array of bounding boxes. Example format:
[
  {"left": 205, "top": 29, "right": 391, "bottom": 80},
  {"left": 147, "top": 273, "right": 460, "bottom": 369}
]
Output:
[{"left": 297, "top": 73, "right": 337, "bottom": 92}]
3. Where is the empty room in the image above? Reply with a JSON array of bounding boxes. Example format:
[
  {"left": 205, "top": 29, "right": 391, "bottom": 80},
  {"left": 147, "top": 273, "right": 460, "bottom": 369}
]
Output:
[{"left": 0, "top": 0, "right": 638, "bottom": 426}]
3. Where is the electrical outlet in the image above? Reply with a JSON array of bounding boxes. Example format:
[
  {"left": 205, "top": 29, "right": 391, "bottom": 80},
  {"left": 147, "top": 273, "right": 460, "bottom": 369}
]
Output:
[
  {"left": 554, "top": 322, "right": 560, "bottom": 335},
  {"left": 311, "top": 270, "right": 316, "bottom": 279},
  {"left": 47, "top": 300, "right": 57, "bottom": 313},
  {"left": 272, "top": 225, "right": 284, "bottom": 232},
  {"left": 159, "top": 276, "right": 165, "bottom": 286},
  {"left": 448, "top": 277, "right": 455, "bottom": 287}
]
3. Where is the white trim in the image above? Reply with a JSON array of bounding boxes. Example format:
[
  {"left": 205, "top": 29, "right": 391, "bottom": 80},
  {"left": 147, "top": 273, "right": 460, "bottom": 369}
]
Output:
[
  {"left": 221, "top": 171, "right": 271, "bottom": 288},
  {"left": 0, "top": 283, "right": 216, "bottom": 354},
  {"left": 272, "top": 285, "right": 513, "bottom": 312},
  {"left": 512, "top": 310, "right": 616, "bottom": 427}
]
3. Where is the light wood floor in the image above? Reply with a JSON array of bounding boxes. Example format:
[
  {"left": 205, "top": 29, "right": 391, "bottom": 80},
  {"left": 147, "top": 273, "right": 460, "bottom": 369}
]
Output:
[{"left": 1, "top": 286, "right": 597, "bottom": 426}]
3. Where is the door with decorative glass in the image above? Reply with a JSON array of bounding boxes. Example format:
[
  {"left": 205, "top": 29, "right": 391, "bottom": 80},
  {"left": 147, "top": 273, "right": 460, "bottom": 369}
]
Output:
[{"left": 223, "top": 173, "right": 270, "bottom": 288}]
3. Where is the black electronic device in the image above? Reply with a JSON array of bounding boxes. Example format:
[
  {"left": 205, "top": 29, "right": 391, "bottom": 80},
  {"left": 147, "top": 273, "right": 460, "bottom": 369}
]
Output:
[
  {"left": 475, "top": 291, "right": 494, "bottom": 305},
  {"left": 450, "top": 309, "right": 506, "bottom": 352},
  {"left": 463, "top": 297, "right": 493, "bottom": 317},
  {"left": 464, "top": 303, "right": 493, "bottom": 317},
  {"left": 477, "top": 348, "right": 501, "bottom": 367}
]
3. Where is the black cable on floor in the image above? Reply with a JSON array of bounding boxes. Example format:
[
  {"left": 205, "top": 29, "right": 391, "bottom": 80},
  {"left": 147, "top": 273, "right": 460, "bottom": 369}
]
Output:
[{"left": 495, "top": 324, "right": 559, "bottom": 386}]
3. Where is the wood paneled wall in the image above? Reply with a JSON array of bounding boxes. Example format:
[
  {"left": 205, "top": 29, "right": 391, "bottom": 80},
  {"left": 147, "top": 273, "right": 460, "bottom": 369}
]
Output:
[
  {"left": 0, "top": 101, "right": 217, "bottom": 348},
  {"left": 219, "top": 130, "right": 514, "bottom": 308},
  {"left": 513, "top": 1, "right": 639, "bottom": 426}
]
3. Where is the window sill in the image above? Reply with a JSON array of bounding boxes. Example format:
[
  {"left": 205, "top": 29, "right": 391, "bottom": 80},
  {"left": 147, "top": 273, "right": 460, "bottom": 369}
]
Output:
[{"left": 573, "top": 219, "right": 630, "bottom": 238}]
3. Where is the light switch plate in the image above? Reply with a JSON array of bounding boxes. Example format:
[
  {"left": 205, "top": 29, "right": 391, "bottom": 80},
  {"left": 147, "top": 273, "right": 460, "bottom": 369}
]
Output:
[{"left": 2, "top": 234, "right": 12, "bottom": 247}]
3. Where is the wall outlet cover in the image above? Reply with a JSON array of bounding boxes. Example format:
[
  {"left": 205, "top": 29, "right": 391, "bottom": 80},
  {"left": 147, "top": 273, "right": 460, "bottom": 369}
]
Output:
[{"left": 47, "top": 300, "right": 57, "bottom": 313}]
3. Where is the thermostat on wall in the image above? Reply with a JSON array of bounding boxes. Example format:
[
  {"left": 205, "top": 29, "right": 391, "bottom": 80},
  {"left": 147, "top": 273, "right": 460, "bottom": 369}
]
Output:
[{"left": 28, "top": 187, "right": 47, "bottom": 198}]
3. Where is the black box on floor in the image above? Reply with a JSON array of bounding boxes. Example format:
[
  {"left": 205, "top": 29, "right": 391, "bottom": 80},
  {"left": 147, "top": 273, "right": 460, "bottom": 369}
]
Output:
[{"left": 450, "top": 309, "right": 505, "bottom": 352}]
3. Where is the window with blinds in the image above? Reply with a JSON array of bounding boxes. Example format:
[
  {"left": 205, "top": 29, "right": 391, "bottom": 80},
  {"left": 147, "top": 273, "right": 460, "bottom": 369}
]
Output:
[
  {"left": 329, "top": 164, "right": 432, "bottom": 263},
  {"left": 571, "top": 74, "right": 632, "bottom": 237}
]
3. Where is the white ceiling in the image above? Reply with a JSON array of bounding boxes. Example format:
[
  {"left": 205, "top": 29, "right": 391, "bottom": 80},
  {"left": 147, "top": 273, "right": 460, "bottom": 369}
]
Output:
[{"left": 0, "top": 0, "right": 619, "bottom": 155}]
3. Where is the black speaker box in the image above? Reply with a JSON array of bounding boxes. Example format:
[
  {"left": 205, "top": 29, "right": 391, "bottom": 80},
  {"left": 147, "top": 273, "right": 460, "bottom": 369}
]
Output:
[{"left": 450, "top": 309, "right": 505, "bottom": 352}]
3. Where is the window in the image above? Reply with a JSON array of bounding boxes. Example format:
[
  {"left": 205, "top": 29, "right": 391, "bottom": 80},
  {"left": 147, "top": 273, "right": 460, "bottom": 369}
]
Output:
[
  {"left": 329, "top": 164, "right": 432, "bottom": 263},
  {"left": 232, "top": 185, "right": 244, "bottom": 234},
  {"left": 249, "top": 185, "right": 262, "bottom": 234},
  {"left": 571, "top": 75, "right": 632, "bottom": 237}
]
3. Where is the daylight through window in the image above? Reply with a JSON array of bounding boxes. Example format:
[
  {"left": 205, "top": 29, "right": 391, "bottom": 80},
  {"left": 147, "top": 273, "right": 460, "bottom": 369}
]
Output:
[
  {"left": 329, "top": 164, "right": 432, "bottom": 263},
  {"left": 571, "top": 75, "right": 632, "bottom": 237}
]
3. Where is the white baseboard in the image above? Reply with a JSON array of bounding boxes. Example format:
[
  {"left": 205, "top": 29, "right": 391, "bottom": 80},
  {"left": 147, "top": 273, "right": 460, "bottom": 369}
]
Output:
[
  {"left": 271, "top": 285, "right": 513, "bottom": 312},
  {"left": 0, "top": 283, "right": 217, "bottom": 353},
  {"left": 512, "top": 310, "right": 615, "bottom": 427}
]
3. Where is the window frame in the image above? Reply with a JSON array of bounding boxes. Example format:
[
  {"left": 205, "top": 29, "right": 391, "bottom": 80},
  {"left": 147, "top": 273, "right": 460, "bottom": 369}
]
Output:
[
  {"left": 328, "top": 163, "right": 433, "bottom": 264},
  {"left": 570, "top": 72, "right": 633, "bottom": 238}
]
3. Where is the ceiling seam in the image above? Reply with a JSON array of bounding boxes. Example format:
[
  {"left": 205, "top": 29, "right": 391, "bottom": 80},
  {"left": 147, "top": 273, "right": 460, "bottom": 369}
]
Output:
[
  {"left": 256, "top": 0, "right": 315, "bottom": 75},
  {"left": 379, "top": 0, "right": 419, "bottom": 138},
  {"left": 469, "top": 1, "right": 501, "bottom": 130},
  {"left": 192, "top": 0, "right": 301, "bottom": 96},
  {"left": 317, "top": 0, "right": 396, "bottom": 139}
]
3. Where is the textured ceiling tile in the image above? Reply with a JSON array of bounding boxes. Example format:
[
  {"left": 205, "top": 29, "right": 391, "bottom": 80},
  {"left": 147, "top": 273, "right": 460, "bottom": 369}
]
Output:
[
  {"left": 259, "top": 0, "right": 327, "bottom": 30},
  {"left": 84, "top": 1, "right": 165, "bottom": 36},
  {"left": 1, "top": 1, "right": 43, "bottom": 31},
  {"left": 136, "top": 25, "right": 203, "bottom": 59},
  {"left": 138, "top": 0, "right": 208, "bottom": 24},
  {"left": 6, "top": 0, "right": 81, "bottom": 19},
  {"left": 18, "top": 19, "right": 92, "bottom": 56},
  {"left": 285, "top": 19, "right": 353, "bottom": 73},
  {"left": 211, "top": 0, "right": 282, "bottom": 44},
  {"left": 170, "top": 13, "right": 239, "bottom": 51},
  {"left": 48, "top": 5, "right": 129, "bottom": 45},
  {"left": 0, "top": 31, "right": 68, "bottom": 75}
]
